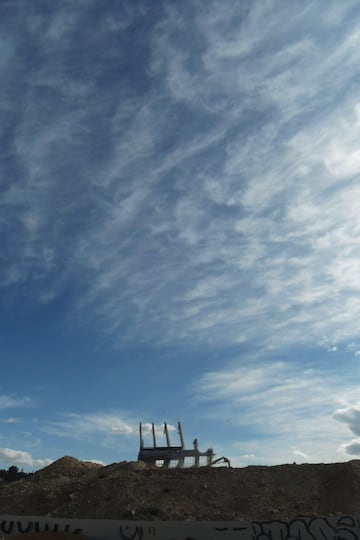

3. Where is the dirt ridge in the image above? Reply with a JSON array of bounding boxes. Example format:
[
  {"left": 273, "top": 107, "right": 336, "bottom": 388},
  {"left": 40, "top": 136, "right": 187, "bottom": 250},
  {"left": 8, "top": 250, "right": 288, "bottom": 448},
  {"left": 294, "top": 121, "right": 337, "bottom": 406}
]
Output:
[{"left": 0, "top": 457, "right": 359, "bottom": 521}]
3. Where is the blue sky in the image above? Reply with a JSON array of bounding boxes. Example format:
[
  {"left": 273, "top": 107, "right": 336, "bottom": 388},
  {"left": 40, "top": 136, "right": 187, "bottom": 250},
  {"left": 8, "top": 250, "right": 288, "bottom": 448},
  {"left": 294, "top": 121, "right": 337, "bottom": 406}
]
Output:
[{"left": 1, "top": 0, "right": 360, "bottom": 470}]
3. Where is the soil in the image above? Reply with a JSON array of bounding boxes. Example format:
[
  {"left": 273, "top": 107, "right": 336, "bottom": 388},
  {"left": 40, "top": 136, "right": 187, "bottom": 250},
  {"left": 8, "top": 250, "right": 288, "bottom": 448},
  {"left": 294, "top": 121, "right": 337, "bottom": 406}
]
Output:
[{"left": 0, "top": 456, "right": 360, "bottom": 521}]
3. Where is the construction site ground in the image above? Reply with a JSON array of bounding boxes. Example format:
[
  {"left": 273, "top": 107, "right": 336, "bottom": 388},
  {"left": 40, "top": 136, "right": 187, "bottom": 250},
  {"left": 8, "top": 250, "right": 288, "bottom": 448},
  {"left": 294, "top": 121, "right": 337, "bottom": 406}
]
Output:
[{"left": 0, "top": 456, "right": 360, "bottom": 521}]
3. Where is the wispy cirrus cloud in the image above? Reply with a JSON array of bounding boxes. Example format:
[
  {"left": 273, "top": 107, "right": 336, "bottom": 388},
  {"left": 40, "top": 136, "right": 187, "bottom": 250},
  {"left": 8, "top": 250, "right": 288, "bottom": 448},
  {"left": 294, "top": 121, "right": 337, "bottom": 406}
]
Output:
[
  {"left": 43, "top": 412, "right": 135, "bottom": 440},
  {"left": 42, "top": 413, "right": 177, "bottom": 447},
  {"left": 2, "top": 0, "right": 360, "bottom": 359},
  {"left": 195, "top": 359, "right": 360, "bottom": 465},
  {"left": 0, "top": 395, "right": 31, "bottom": 410},
  {"left": 74, "top": 2, "right": 360, "bottom": 353}
]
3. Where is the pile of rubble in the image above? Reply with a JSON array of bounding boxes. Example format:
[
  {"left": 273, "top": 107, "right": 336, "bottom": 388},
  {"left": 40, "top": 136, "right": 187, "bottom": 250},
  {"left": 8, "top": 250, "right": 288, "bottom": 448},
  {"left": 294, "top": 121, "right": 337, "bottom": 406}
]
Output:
[{"left": 0, "top": 456, "right": 360, "bottom": 521}]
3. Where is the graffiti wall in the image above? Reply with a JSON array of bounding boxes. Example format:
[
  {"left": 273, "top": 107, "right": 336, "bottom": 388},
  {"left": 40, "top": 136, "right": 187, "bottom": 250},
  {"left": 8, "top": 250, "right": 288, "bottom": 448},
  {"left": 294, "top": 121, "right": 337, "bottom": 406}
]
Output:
[
  {"left": 0, "top": 514, "right": 359, "bottom": 540},
  {"left": 251, "top": 516, "right": 359, "bottom": 540}
]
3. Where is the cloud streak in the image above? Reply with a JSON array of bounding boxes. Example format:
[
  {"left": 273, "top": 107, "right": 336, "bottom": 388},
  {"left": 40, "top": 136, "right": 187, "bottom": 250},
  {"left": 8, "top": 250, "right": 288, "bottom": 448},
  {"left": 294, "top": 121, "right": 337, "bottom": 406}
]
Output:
[
  {"left": 0, "top": 396, "right": 31, "bottom": 410},
  {"left": 43, "top": 412, "right": 135, "bottom": 440},
  {"left": 1, "top": 1, "right": 360, "bottom": 357},
  {"left": 196, "top": 358, "right": 360, "bottom": 464},
  {"left": 2, "top": 1, "right": 360, "bottom": 467}
]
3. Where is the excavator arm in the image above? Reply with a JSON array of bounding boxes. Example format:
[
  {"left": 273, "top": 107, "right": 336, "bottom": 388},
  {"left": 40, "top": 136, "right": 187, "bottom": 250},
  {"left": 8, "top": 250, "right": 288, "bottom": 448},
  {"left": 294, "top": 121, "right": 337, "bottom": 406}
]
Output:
[{"left": 209, "top": 456, "right": 231, "bottom": 467}]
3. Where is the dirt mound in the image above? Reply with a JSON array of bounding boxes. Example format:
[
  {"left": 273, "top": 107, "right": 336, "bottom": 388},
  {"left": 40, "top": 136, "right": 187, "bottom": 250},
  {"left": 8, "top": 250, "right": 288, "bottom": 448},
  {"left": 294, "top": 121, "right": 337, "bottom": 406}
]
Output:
[
  {"left": 1, "top": 457, "right": 360, "bottom": 521},
  {"left": 34, "top": 456, "right": 102, "bottom": 480}
]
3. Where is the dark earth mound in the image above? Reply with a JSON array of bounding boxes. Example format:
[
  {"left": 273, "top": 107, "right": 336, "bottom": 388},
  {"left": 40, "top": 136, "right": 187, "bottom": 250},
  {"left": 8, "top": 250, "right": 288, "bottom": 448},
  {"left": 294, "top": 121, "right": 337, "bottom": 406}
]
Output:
[{"left": 0, "top": 456, "right": 360, "bottom": 521}]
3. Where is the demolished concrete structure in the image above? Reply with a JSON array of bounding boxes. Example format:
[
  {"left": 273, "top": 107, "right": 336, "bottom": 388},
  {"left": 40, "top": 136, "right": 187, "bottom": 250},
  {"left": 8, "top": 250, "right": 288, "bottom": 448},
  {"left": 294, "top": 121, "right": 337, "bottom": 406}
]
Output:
[{"left": 137, "top": 421, "right": 230, "bottom": 468}]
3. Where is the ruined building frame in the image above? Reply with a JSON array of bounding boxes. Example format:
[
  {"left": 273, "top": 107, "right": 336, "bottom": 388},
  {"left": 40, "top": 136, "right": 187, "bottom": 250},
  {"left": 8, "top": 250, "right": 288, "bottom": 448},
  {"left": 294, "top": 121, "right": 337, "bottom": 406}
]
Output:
[{"left": 138, "top": 421, "right": 230, "bottom": 468}]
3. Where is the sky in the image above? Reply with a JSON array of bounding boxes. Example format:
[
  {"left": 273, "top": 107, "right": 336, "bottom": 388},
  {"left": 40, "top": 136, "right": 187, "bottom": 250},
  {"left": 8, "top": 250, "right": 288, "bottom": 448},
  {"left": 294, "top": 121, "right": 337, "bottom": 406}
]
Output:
[{"left": 1, "top": 0, "right": 360, "bottom": 471}]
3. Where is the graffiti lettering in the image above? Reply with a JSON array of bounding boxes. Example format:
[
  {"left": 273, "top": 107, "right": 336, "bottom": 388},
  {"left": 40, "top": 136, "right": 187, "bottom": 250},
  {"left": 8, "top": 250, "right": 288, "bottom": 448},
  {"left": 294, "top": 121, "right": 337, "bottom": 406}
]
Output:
[
  {"left": 119, "top": 525, "right": 144, "bottom": 540},
  {"left": 0, "top": 519, "right": 82, "bottom": 536},
  {"left": 17, "top": 520, "right": 33, "bottom": 533},
  {"left": 252, "top": 516, "right": 359, "bottom": 540},
  {"left": 1, "top": 520, "right": 14, "bottom": 534},
  {"left": 34, "top": 522, "right": 59, "bottom": 532},
  {"left": 0, "top": 515, "right": 359, "bottom": 540}
]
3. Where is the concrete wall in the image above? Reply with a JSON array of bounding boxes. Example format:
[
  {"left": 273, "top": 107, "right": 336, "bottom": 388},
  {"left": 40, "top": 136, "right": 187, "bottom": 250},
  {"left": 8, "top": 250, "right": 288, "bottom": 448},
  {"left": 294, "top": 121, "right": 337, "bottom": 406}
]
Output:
[{"left": 0, "top": 514, "right": 359, "bottom": 540}]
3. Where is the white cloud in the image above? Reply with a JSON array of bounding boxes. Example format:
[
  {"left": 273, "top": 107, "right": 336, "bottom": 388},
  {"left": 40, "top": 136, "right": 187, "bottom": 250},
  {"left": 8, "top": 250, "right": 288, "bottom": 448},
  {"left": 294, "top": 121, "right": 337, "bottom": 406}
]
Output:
[
  {"left": 85, "top": 459, "right": 105, "bottom": 466},
  {"left": 196, "top": 360, "right": 357, "bottom": 464},
  {"left": 2, "top": 0, "right": 360, "bottom": 469},
  {"left": 333, "top": 403, "right": 360, "bottom": 438},
  {"left": 292, "top": 448, "right": 310, "bottom": 460},
  {"left": 111, "top": 425, "right": 134, "bottom": 435},
  {"left": 334, "top": 398, "right": 360, "bottom": 457},
  {"left": 140, "top": 422, "right": 176, "bottom": 435},
  {"left": 2, "top": 0, "right": 360, "bottom": 359},
  {"left": 0, "top": 396, "right": 31, "bottom": 410},
  {"left": 44, "top": 413, "right": 135, "bottom": 439},
  {"left": 339, "top": 439, "right": 360, "bottom": 456},
  {"left": 41, "top": 414, "right": 181, "bottom": 459},
  {"left": 138, "top": 422, "right": 178, "bottom": 447},
  {"left": 0, "top": 448, "right": 52, "bottom": 469},
  {"left": 347, "top": 343, "right": 360, "bottom": 357},
  {"left": 0, "top": 418, "right": 19, "bottom": 424}
]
